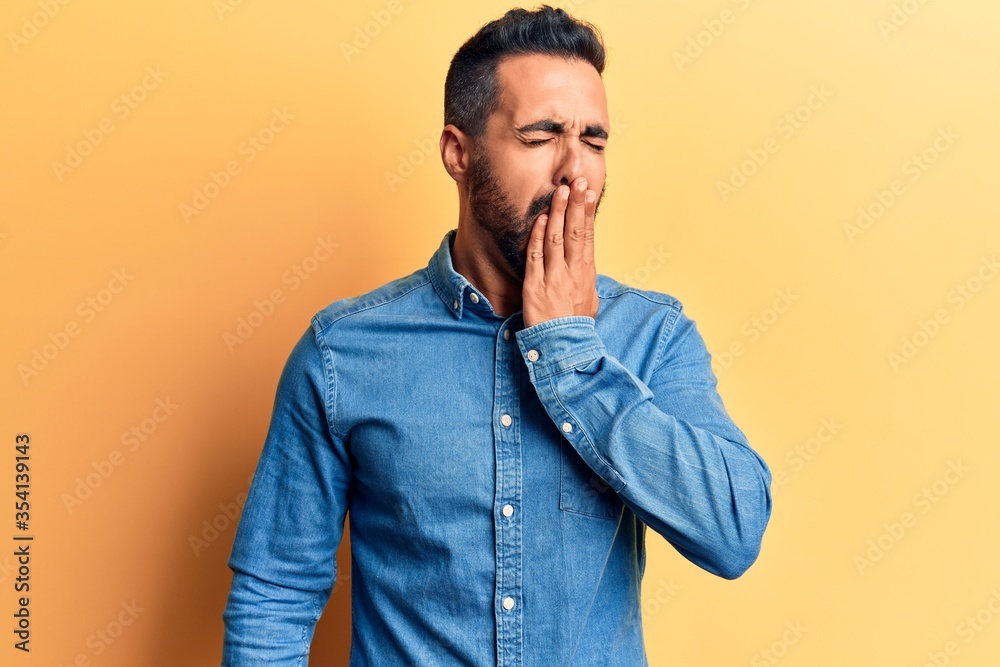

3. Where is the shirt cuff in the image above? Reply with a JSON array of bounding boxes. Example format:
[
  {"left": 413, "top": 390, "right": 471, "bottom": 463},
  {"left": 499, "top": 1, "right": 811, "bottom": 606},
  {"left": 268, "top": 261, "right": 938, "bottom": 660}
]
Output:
[{"left": 514, "top": 315, "right": 606, "bottom": 382}]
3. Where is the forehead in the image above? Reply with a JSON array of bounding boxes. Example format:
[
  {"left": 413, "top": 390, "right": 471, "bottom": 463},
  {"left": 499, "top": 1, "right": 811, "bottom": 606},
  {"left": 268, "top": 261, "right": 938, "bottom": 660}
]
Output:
[{"left": 493, "top": 53, "right": 608, "bottom": 126}]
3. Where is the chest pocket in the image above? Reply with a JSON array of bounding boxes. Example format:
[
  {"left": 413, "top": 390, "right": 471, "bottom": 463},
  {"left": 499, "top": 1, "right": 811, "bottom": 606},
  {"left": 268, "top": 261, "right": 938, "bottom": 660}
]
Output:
[{"left": 558, "top": 437, "right": 623, "bottom": 520}]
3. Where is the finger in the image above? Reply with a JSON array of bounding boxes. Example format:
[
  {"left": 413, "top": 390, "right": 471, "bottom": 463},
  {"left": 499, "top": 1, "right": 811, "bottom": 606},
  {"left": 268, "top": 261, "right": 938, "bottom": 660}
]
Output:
[
  {"left": 524, "top": 212, "right": 548, "bottom": 286},
  {"left": 564, "top": 177, "right": 588, "bottom": 267},
  {"left": 544, "top": 183, "right": 570, "bottom": 274},
  {"left": 583, "top": 188, "right": 597, "bottom": 267}
]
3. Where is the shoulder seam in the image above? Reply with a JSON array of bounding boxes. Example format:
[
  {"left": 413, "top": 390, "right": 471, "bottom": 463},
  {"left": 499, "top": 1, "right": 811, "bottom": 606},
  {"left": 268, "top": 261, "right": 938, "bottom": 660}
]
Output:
[
  {"left": 313, "top": 273, "right": 432, "bottom": 336},
  {"left": 308, "top": 320, "right": 348, "bottom": 441},
  {"left": 653, "top": 301, "right": 684, "bottom": 370},
  {"left": 597, "top": 276, "right": 681, "bottom": 308},
  {"left": 309, "top": 272, "right": 433, "bottom": 439}
]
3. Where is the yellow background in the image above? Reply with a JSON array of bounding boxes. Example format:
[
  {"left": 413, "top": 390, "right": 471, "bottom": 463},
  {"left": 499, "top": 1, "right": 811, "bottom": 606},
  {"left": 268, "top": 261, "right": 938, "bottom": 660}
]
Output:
[{"left": 2, "top": 0, "right": 998, "bottom": 664}]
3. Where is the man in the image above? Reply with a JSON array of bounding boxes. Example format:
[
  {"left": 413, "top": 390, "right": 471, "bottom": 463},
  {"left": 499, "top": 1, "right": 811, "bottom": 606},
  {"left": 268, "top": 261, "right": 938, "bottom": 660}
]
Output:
[{"left": 222, "top": 6, "right": 772, "bottom": 666}]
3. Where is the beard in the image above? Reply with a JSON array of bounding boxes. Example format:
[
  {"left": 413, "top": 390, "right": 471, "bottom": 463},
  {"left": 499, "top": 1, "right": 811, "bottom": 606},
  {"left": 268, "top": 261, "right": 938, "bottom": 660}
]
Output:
[{"left": 466, "top": 150, "right": 605, "bottom": 281}]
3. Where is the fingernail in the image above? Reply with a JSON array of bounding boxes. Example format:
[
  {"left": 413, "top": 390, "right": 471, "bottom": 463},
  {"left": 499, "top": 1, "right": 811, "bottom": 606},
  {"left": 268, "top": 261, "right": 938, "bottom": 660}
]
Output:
[
  {"left": 576, "top": 179, "right": 587, "bottom": 191},
  {"left": 585, "top": 191, "right": 596, "bottom": 203}
]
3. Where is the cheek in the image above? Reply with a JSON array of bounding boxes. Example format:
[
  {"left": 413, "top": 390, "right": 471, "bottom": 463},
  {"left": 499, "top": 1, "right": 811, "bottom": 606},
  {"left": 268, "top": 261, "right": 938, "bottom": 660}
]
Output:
[
  {"left": 589, "top": 162, "right": 606, "bottom": 188},
  {"left": 507, "top": 170, "right": 547, "bottom": 209},
  {"left": 590, "top": 173, "right": 607, "bottom": 201},
  {"left": 495, "top": 150, "right": 543, "bottom": 195}
]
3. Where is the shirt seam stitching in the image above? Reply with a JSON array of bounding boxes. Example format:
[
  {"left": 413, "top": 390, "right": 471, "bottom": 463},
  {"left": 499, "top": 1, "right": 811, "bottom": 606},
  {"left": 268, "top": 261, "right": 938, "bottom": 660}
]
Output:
[
  {"left": 598, "top": 282, "right": 681, "bottom": 307},
  {"left": 652, "top": 301, "right": 684, "bottom": 371},
  {"left": 311, "top": 317, "right": 346, "bottom": 441},
  {"left": 312, "top": 274, "right": 434, "bottom": 337},
  {"left": 311, "top": 277, "right": 435, "bottom": 439},
  {"left": 531, "top": 347, "right": 605, "bottom": 380}
]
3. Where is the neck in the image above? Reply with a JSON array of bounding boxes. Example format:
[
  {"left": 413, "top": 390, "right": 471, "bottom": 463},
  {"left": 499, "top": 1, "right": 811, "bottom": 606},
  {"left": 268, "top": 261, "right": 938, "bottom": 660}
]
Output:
[{"left": 450, "top": 224, "right": 523, "bottom": 318}]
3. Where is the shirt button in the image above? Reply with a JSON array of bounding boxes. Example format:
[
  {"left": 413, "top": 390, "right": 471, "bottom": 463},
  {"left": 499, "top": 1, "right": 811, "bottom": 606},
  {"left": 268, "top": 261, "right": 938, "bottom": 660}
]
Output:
[
  {"left": 453, "top": 299, "right": 459, "bottom": 309},
  {"left": 502, "top": 504, "right": 513, "bottom": 517},
  {"left": 502, "top": 597, "right": 515, "bottom": 610},
  {"left": 470, "top": 292, "right": 479, "bottom": 304},
  {"left": 526, "top": 349, "right": 539, "bottom": 361},
  {"left": 503, "top": 329, "right": 510, "bottom": 341},
  {"left": 501, "top": 414, "right": 512, "bottom": 427},
  {"left": 562, "top": 421, "right": 573, "bottom": 433}
]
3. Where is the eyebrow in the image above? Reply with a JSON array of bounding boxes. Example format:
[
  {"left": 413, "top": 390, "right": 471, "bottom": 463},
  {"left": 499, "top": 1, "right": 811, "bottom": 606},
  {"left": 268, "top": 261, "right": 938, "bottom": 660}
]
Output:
[{"left": 515, "top": 119, "right": 609, "bottom": 140}]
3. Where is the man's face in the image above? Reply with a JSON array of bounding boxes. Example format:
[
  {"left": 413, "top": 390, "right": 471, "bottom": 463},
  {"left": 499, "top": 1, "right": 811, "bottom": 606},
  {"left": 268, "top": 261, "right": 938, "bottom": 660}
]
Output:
[{"left": 466, "top": 53, "right": 609, "bottom": 281}]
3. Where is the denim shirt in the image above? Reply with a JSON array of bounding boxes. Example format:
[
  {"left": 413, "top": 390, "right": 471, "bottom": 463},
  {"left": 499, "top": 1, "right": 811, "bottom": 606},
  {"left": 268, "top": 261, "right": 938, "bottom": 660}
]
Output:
[{"left": 222, "top": 228, "right": 772, "bottom": 666}]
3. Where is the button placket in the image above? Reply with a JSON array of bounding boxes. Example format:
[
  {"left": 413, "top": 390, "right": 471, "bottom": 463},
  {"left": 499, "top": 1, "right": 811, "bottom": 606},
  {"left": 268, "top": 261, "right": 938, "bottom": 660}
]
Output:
[{"left": 493, "top": 321, "right": 523, "bottom": 665}]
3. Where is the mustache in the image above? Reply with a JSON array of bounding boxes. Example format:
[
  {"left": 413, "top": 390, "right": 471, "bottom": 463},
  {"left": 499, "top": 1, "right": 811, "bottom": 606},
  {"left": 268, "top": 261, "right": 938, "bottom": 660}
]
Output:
[
  {"left": 525, "top": 182, "right": 604, "bottom": 222},
  {"left": 508, "top": 189, "right": 556, "bottom": 247},
  {"left": 526, "top": 189, "right": 557, "bottom": 222}
]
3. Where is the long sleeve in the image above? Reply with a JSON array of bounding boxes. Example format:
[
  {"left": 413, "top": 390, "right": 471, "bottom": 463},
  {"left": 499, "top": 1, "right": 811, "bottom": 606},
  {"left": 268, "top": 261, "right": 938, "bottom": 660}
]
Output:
[
  {"left": 514, "top": 309, "right": 772, "bottom": 580},
  {"left": 222, "top": 324, "right": 353, "bottom": 665}
]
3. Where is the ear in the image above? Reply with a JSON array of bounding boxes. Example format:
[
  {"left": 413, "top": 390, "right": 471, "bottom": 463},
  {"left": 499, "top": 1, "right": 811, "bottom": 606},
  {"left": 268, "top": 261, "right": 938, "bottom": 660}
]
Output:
[{"left": 440, "top": 124, "right": 473, "bottom": 186}]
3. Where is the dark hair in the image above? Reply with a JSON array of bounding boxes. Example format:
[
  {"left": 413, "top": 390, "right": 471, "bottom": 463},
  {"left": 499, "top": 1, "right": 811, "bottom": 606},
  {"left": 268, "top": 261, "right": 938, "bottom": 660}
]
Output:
[{"left": 444, "top": 5, "right": 607, "bottom": 139}]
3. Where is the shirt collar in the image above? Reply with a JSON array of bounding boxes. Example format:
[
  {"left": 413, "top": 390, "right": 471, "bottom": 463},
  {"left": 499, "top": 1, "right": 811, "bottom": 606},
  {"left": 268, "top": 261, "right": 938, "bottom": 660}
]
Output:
[{"left": 427, "top": 228, "right": 500, "bottom": 320}]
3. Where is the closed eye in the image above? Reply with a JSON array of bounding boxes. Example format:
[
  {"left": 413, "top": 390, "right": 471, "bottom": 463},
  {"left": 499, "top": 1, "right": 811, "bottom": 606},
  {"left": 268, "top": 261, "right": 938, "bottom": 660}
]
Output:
[{"left": 525, "top": 138, "right": 605, "bottom": 152}]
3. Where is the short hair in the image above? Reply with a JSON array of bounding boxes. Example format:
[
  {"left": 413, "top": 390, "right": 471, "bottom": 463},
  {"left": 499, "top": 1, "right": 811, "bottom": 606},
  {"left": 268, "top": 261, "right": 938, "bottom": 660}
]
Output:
[{"left": 444, "top": 5, "right": 607, "bottom": 139}]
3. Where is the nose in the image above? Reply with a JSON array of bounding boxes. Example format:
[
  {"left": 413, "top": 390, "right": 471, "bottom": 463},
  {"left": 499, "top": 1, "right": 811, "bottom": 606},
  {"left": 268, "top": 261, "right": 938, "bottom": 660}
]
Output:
[{"left": 553, "top": 140, "right": 585, "bottom": 190}]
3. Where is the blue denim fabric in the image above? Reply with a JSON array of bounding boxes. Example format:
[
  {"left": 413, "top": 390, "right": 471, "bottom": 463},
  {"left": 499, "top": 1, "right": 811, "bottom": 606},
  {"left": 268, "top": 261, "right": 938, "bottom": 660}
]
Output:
[{"left": 222, "top": 228, "right": 772, "bottom": 666}]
